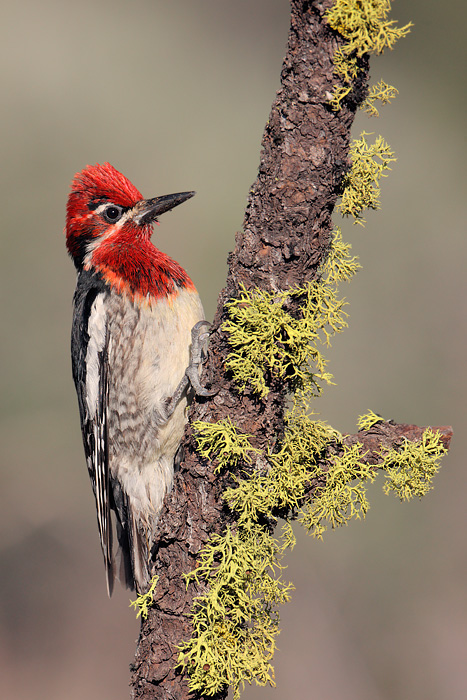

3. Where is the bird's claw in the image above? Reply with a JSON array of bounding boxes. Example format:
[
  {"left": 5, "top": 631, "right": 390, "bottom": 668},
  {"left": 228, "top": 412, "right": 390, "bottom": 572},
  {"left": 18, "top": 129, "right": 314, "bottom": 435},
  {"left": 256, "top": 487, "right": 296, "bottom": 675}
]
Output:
[
  {"left": 186, "top": 321, "right": 216, "bottom": 397},
  {"left": 164, "top": 321, "right": 215, "bottom": 419}
]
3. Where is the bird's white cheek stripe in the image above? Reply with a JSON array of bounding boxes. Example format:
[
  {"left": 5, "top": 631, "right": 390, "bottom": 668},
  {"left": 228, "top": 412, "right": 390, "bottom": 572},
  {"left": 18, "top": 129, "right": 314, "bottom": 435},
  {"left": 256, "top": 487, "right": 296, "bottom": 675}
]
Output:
[
  {"left": 83, "top": 209, "right": 133, "bottom": 265},
  {"left": 85, "top": 293, "right": 107, "bottom": 420}
]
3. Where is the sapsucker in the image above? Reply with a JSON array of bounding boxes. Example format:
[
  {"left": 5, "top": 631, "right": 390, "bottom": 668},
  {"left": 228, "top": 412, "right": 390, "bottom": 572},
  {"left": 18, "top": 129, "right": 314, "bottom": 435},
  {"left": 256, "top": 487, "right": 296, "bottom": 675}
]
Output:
[{"left": 65, "top": 162, "right": 206, "bottom": 595}]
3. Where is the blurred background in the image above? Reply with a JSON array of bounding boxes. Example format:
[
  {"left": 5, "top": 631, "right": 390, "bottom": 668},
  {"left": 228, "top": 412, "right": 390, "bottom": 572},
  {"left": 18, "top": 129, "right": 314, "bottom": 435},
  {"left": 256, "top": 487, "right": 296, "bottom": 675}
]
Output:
[{"left": 0, "top": 1, "right": 465, "bottom": 698}]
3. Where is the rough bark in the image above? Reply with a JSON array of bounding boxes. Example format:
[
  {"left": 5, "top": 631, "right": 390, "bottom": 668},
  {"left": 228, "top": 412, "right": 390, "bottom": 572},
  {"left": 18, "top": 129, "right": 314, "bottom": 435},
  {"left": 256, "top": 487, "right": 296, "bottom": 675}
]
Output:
[
  {"left": 342, "top": 422, "right": 452, "bottom": 458},
  {"left": 130, "top": 2, "right": 452, "bottom": 699}
]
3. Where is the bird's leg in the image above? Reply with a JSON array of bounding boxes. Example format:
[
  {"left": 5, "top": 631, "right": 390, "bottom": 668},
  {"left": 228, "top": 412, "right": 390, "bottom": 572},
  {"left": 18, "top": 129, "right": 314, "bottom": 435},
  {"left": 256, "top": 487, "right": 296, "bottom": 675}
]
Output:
[
  {"left": 165, "top": 321, "right": 215, "bottom": 419},
  {"left": 185, "top": 320, "right": 215, "bottom": 397}
]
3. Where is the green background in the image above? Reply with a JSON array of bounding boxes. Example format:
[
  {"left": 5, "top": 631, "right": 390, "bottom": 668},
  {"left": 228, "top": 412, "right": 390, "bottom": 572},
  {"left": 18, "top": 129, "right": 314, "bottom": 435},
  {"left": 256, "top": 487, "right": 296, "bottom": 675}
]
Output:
[{"left": 1, "top": 2, "right": 465, "bottom": 698}]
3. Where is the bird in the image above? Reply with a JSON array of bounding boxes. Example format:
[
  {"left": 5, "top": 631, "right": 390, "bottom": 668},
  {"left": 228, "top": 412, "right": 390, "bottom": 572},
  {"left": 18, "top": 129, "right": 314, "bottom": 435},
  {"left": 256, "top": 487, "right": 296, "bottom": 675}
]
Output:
[{"left": 65, "top": 162, "right": 207, "bottom": 595}]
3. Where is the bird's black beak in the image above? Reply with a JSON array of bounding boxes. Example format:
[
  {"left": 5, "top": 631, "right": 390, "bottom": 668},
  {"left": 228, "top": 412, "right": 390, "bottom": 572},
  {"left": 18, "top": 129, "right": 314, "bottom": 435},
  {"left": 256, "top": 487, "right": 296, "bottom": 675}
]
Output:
[{"left": 134, "top": 191, "right": 195, "bottom": 225}]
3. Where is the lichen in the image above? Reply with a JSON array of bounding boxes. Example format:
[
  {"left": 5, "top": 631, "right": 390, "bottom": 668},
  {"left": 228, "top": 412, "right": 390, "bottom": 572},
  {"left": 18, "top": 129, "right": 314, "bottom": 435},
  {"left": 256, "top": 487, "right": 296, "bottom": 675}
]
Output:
[
  {"left": 361, "top": 80, "right": 399, "bottom": 117},
  {"left": 224, "top": 412, "right": 341, "bottom": 527},
  {"left": 299, "top": 442, "right": 375, "bottom": 538},
  {"left": 327, "top": 4, "right": 403, "bottom": 219},
  {"left": 222, "top": 227, "right": 359, "bottom": 399},
  {"left": 357, "top": 408, "right": 385, "bottom": 431},
  {"left": 175, "top": 7, "right": 446, "bottom": 698},
  {"left": 337, "top": 132, "right": 396, "bottom": 224},
  {"left": 326, "top": 0, "right": 411, "bottom": 112},
  {"left": 129, "top": 575, "right": 159, "bottom": 620},
  {"left": 192, "top": 417, "right": 261, "bottom": 473},
  {"left": 179, "top": 414, "right": 446, "bottom": 696},
  {"left": 177, "top": 227, "right": 366, "bottom": 696},
  {"left": 328, "top": 84, "right": 354, "bottom": 112},
  {"left": 221, "top": 284, "right": 336, "bottom": 398},
  {"left": 381, "top": 429, "right": 446, "bottom": 500},
  {"left": 333, "top": 46, "right": 359, "bottom": 83},
  {"left": 177, "top": 412, "right": 340, "bottom": 698},
  {"left": 326, "top": 0, "right": 412, "bottom": 57},
  {"left": 322, "top": 226, "right": 361, "bottom": 284},
  {"left": 176, "top": 525, "right": 294, "bottom": 699}
]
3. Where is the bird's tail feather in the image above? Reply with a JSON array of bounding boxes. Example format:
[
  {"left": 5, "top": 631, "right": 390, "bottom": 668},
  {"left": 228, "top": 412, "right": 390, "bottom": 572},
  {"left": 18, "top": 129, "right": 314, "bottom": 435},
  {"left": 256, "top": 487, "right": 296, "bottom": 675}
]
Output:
[
  {"left": 115, "top": 516, "right": 135, "bottom": 591},
  {"left": 128, "top": 514, "right": 151, "bottom": 593}
]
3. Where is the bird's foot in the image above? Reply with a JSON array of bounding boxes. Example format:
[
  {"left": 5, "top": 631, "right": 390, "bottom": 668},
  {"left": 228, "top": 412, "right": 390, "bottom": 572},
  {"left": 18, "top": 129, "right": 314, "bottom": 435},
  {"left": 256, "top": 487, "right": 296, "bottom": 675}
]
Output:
[
  {"left": 164, "top": 321, "right": 215, "bottom": 418},
  {"left": 185, "top": 321, "right": 215, "bottom": 397}
]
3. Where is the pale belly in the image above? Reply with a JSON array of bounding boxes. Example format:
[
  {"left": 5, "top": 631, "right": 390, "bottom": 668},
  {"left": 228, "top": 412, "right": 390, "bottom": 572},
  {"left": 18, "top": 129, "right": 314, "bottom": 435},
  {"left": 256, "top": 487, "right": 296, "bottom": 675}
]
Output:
[{"left": 106, "top": 287, "right": 204, "bottom": 525}]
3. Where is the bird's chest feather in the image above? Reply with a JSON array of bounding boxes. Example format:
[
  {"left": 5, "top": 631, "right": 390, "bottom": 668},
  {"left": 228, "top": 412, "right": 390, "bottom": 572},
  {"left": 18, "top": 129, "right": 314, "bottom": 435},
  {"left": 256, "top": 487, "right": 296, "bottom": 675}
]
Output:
[{"left": 106, "top": 288, "right": 204, "bottom": 459}]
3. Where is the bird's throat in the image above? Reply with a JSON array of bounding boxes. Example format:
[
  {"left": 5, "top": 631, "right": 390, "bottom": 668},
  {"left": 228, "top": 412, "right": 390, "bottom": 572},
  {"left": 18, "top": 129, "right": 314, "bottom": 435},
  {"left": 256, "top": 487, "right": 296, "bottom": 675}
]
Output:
[{"left": 89, "top": 235, "right": 195, "bottom": 302}]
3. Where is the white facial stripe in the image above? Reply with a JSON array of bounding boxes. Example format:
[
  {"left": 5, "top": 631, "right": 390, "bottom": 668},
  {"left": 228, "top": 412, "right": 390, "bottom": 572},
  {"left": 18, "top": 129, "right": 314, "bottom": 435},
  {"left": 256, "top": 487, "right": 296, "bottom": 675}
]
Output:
[
  {"left": 83, "top": 205, "right": 137, "bottom": 262},
  {"left": 92, "top": 203, "right": 111, "bottom": 216},
  {"left": 93, "top": 202, "right": 134, "bottom": 224}
]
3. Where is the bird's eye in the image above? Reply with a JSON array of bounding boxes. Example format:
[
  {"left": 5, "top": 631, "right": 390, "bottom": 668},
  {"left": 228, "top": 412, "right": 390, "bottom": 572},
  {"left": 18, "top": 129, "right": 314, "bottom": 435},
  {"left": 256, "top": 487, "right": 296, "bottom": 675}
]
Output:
[{"left": 103, "top": 205, "right": 124, "bottom": 223}]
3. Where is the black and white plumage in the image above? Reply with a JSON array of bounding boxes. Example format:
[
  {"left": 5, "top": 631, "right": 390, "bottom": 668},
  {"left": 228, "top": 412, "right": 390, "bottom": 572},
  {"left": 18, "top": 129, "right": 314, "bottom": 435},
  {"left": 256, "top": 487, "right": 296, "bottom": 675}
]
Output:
[
  {"left": 71, "top": 271, "right": 114, "bottom": 590},
  {"left": 66, "top": 163, "right": 205, "bottom": 595},
  {"left": 71, "top": 268, "right": 204, "bottom": 595}
]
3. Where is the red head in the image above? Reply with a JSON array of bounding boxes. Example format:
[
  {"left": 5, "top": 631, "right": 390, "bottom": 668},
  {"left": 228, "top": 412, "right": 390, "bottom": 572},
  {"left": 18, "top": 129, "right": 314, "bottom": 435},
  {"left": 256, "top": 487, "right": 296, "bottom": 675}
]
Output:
[{"left": 65, "top": 163, "right": 195, "bottom": 299}]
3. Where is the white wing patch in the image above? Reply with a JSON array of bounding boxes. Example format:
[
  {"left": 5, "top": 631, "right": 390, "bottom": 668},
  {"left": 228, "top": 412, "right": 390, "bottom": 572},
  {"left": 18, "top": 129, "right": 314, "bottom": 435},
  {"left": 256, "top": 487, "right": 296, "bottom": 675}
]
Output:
[{"left": 85, "top": 293, "right": 107, "bottom": 420}]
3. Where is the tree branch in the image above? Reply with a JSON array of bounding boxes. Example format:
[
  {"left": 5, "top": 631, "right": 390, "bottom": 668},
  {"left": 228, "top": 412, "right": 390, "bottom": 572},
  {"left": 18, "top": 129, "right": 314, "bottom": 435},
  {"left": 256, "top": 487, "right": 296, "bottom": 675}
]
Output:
[
  {"left": 342, "top": 422, "right": 453, "bottom": 458},
  {"left": 130, "top": 2, "right": 451, "bottom": 699}
]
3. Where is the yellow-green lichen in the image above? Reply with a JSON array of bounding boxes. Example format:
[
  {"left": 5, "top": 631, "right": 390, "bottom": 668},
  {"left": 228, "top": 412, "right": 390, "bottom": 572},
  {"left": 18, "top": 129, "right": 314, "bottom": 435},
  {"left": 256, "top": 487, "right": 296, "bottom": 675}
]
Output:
[
  {"left": 222, "top": 228, "right": 359, "bottom": 399},
  {"left": 177, "top": 413, "right": 339, "bottom": 697},
  {"left": 328, "top": 84, "right": 354, "bottom": 112},
  {"left": 299, "top": 442, "right": 375, "bottom": 538},
  {"left": 178, "top": 224, "right": 363, "bottom": 696},
  {"left": 179, "top": 418, "right": 446, "bottom": 696},
  {"left": 361, "top": 80, "right": 399, "bottom": 117},
  {"left": 193, "top": 417, "right": 261, "bottom": 473},
  {"left": 224, "top": 412, "right": 340, "bottom": 527},
  {"left": 175, "top": 4, "right": 445, "bottom": 682},
  {"left": 333, "top": 46, "right": 359, "bottom": 83},
  {"left": 337, "top": 132, "right": 396, "bottom": 224},
  {"left": 326, "top": 0, "right": 411, "bottom": 112},
  {"left": 357, "top": 408, "right": 385, "bottom": 431},
  {"left": 327, "top": 4, "right": 404, "bottom": 218},
  {"left": 381, "top": 429, "right": 446, "bottom": 500},
  {"left": 322, "top": 226, "right": 361, "bottom": 284},
  {"left": 129, "top": 575, "right": 159, "bottom": 620},
  {"left": 177, "top": 525, "right": 293, "bottom": 699},
  {"left": 222, "top": 284, "right": 336, "bottom": 398},
  {"left": 326, "top": 0, "right": 412, "bottom": 57}
]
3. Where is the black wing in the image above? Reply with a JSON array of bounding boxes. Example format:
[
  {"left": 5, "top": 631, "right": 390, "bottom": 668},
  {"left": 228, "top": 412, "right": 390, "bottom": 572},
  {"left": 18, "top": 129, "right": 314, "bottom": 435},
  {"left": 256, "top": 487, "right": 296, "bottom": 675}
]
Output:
[{"left": 71, "top": 271, "right": 114, "bottom": 595}]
